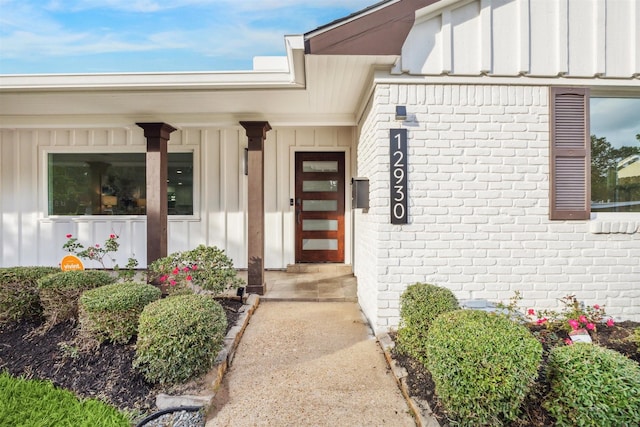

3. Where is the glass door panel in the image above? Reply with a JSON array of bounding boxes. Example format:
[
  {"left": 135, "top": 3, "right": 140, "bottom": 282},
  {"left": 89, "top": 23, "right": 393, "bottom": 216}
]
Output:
[
  {"left": 302, "top": 239, "right": 338, "bottom": 251},
  {"left": 302, "top": 200, "right": 338, "bottom": 211},
  {"left": 303, "top": 180, "right": 338, "bottom": 192},
  {"left": 302, "top": 219, "right": 338, "bottom": 231},
  {"left": 302, "top": 161, "right": 338, "bottom": 173}
]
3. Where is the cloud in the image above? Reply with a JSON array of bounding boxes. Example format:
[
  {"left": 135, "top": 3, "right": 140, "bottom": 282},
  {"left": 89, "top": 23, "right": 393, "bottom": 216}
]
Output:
[
  {"left": 43, "top": 0, "right": 374, "bottom": 13},
  {"left": 0, "top": 0, "right": 378, "bottom": 72}
]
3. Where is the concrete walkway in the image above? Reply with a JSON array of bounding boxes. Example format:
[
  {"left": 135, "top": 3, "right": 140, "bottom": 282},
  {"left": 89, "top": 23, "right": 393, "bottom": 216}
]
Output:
[{"left": 206, "top": 301, "right": 416, "bottom": 426}]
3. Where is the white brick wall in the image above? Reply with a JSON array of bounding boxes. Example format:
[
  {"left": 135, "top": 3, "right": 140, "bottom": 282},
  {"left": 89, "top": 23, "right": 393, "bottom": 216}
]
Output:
[{"left": 354, "top": 84, "right": 640, "bottom": 334}]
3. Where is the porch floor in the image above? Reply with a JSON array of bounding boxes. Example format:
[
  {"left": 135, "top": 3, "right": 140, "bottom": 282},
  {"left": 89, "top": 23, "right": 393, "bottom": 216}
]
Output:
[{"left": 235, "top": 265, "right": 357, "bottom": 302}]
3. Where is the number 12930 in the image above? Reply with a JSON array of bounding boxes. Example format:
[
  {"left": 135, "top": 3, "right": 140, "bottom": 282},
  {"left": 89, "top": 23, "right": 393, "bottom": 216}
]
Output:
[{"left": 390, "top": 129, "right": 408, "bottom": 224}]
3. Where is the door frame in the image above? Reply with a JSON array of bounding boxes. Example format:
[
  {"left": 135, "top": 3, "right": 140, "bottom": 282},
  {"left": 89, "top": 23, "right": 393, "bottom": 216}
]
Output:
[{"left": 289, "top": 146, "right": 352, "bottom": 265}]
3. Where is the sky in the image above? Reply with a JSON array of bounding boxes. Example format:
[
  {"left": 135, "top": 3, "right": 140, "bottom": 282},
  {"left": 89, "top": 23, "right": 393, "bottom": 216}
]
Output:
[
  {"left": 590, "top": 98, "right": 640, "bottom": 150},
  {"left": 0, "top": 0, "right": 375, "bottom": 74}
]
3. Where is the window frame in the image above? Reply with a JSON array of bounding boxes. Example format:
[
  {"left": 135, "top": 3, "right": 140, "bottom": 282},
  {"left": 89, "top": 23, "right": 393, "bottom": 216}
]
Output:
[{"left": 41, "top": 145, "right": 200, "bottom": 220}]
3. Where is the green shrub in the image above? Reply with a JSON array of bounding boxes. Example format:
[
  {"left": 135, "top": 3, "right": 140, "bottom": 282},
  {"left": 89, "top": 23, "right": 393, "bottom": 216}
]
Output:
[
  {"left": 148, "top": 245, "right": 243, "bottom": 295},
  {"left": 425, "top": 309, "right": 542, "bottom": 426},
  {"left": 38, "top": 271, "right": 116, "bottom": 325},
  {"left": 544, "top": 343, "right": 640, "bottom": 426},
  {"left": 0, "top": 267, "right": 60, "bottom": 324},
  {"left": 79, "top": 282, "right": 161, "bottom": 344},
  {"left": 395, "top": 283, "right": 458, "bottom": 364},
  {"left": 0, "top": 371, "right": 130, "bottom": 427},
  {"left": 134, "top": 294, "right": 227, "bottom": 384}
]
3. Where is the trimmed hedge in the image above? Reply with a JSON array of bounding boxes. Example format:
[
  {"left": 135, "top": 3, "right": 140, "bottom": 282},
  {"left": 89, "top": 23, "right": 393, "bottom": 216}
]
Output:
[
  {"left": 0, "top": 371, "right": 130, "bottom": 427},
  {"left": 544, "top": 343, "right": 640, "bottom": 426},
  {"left": 395, "top": 283, "right": 458, "bottom": 364},
  {"left": 425, "top": 309, "right": 542, "bottom": 426},
  {"left": 79, "top": 282, "right": 161, "bottom": 344},
  {"left": 38, "top": 271, "right": 116, "bottom": 325},
  {"left": 0, "top": 267, "right": 60, "bottom": 324},
  {"left": 134, "top": 294, "right": 227, "bottom": 384}
]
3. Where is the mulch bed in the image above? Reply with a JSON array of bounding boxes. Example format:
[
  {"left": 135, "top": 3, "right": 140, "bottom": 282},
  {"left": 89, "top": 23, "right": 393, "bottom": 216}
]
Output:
[
  {"left": 0, "top": 298, "right": 243, "bottom": 418},
  {"left": 391, "top": 321, "right": 640, "bottom": 427}
]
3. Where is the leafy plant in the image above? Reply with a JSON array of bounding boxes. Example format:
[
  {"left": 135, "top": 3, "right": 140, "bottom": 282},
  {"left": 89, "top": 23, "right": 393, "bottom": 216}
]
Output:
[
  {"left": 79, "top": 282, "right": 161, "bottom": 344},
  {"left": 0, "top": 371, "right": 130, "bottom": 427},
  {"left": 37, "top": 270, "right": 116, "bottom": 325},
  {"left": 544, "top": 343, "right": 640, "bottom": 426},
  {"left": 633, "top": 328, "right": 640, "bottom": 352},
  {"left": 148, "top": 245, "right": 243, "bottom": 296},
  {"left": 134, "top": 294, "right": 227, "bottom": 384},
  {"left": 0, "top": 267, "right": 60, "bottom": 324},
  {"left": 395, "top": 282, "right": 458, "bottom": 365},
  {"left": 425, "top": 309, "right": 542, "bottom": 426},
  {"left": 63, "top": 233, "right": 138, "bottom": 279},
  {"left": 58, "top": 342, "right": 80, "bottom": 360}
]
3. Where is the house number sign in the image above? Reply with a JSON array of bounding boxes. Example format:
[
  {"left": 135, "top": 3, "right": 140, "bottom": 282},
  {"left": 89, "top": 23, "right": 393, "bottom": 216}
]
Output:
[{"left": 390, "top": 128, "right": 408, "bottom": 224}]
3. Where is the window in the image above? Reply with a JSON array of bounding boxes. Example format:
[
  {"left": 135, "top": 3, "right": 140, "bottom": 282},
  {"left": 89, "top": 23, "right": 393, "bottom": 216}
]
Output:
[
  {"left": 48, "top": 152, "right": 193, "bottom": 216},
  {"left": 590, "top": 98, "right": 640, "bottom": 213},
  {"left": 549, "top": 88, "right": 640, "bottom": 219}
]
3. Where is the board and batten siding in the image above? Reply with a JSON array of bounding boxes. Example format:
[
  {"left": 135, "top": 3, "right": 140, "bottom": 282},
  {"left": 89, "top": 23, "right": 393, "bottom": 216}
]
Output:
[
  {"left": 0, "top": 126, "right": 354, "bottom": 269},
  {"left": 399, "top": 0, "right": 639, "bottom": 78}
]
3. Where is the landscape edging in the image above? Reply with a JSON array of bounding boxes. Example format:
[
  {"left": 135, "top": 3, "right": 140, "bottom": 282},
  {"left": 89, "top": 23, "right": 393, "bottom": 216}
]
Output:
[{"left": 378, "top": 332, "right": 441, "bottom": 427}]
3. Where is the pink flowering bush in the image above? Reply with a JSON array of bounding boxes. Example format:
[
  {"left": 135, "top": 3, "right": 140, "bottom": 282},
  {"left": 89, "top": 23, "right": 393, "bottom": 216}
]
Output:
[
  {"left": 148, "top": 245, "right": 243, "bottom": 296},
  {"left": 497, "top": 292, "right": 616, "bottom": 349},
  {"left": 527, "top": 295, "right": 615, "bottom": 338},
  {"left": 63, "top": 234, "right": 138, "bottom": 279}
]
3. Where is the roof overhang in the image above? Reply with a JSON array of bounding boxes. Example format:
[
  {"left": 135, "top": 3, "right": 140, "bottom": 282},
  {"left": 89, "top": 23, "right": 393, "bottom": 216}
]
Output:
[{"left": 0, "top": 33, "right": 397, "bottom": 128}]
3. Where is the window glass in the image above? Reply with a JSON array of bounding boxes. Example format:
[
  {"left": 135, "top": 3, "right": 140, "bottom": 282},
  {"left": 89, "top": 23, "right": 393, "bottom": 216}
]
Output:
[
  {"left": 47, "top": 152, "right": 193, "bottom": 215},
  {"left": 590, "top": 98, "right": 640, "bottom": 212}
]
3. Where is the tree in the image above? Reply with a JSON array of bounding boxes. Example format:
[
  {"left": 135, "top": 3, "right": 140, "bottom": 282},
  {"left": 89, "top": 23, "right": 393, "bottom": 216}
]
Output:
[{"left": 591, "top": 134, "right": 640, "bottom": 208}]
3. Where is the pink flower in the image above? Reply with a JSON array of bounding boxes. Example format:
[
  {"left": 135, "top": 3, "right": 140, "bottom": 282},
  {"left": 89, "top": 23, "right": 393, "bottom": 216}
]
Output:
[
  {"left": 109, "top": 234, "right": 116, "bottom": 239},
  {"left": 579, "top": 315, "right": 588, "bottom": 324},
  {"left": 172, "top": 267, "right": 179, "bottom": 275},
  {"left": 564, "top": 338, "right": 573, "bottom": 346},
  {"left": 593, "top": 304, "right": 600, "bottom": 310},
  {"left": 66, "top": 234, "right": 72, "bottom": 238},
  {"left": 183, "top": 267, "right": 190, "bottom": 272},
  {"left": 170, "top": 280, "right": 176, "bottom": 286},
  {"left": 537, "top": 318, "right": 548, "bottom": 325},
  {"left": 159, "top": 275, "right": 168, "bottom": 282},
  {"left": 186, "top": 275, "right": 192, "bottom": 281},
  {"left": 606, "top": 318, "right": 615, "bottom": 327},
  {"left": 191, "top": 265, "right": 197, "bottom": 270},
  {"left": 95, "top": 244, "right": 100, "bottom": 248},
  {"left": 586, "top": 322, "right": 595, "bottom": 330},
  {"left": 527, "top": 309, "right": 535, "bottom": 316},
  {"left": 568, "top": 319, "right": 579, "bottom": 330}
]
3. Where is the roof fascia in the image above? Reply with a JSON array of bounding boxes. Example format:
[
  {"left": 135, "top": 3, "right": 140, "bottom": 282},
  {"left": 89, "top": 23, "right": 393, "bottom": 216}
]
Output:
[{"left": 0, "top": 36, "right": 306, "bottom": 92}]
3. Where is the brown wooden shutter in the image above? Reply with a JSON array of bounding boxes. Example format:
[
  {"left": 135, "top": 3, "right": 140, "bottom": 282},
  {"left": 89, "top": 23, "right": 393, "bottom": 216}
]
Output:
[{"left": 549, "top": 87, "right": 590, "bottom": 220}]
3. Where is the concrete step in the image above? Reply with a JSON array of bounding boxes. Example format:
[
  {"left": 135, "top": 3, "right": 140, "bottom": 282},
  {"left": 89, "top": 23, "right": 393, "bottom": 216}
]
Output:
[{"left": 286, "top": 263, "right": 353, "bottom": 275}]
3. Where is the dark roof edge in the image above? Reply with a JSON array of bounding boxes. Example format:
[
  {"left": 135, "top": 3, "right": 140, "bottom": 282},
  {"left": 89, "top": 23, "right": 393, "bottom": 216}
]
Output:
[{"left": 304, "top": 0, "right": 398, "bottom": 38}]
